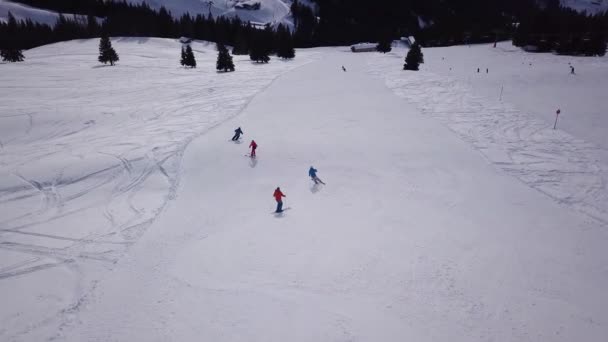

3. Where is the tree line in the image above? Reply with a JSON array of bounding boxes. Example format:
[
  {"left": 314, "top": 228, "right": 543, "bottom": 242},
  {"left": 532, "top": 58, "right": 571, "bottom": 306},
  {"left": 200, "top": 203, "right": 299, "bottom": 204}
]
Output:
[
  {"left": 513, "top": 0, "right": 607, "bottom": 56},
  {"left": 0, "top": 1, "right": 296, "bottom": 61},
  {"left": 1, "top": 0, "right": 607, "bottom": 60}
]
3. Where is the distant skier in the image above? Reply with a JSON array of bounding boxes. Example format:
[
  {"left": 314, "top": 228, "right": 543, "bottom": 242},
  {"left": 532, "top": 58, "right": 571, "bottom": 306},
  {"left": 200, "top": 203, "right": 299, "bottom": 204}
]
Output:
[
  {"left": 570, "top": 65, "right": 575, "bottom": 75},
  {"left": 249, "top": 139, "right": 257, "bottom": 158},
  {"left": 273, "top": 187, "right": 286, "bottom": 213},
  {"left": 342, "top": 65, "right": 347, "bottom": 72},
  {"left": 232, "top": 127, "right": 243, "bottom": 141},
  {"left": 308, "top": 166, "right": 325, "bottom": 185}
]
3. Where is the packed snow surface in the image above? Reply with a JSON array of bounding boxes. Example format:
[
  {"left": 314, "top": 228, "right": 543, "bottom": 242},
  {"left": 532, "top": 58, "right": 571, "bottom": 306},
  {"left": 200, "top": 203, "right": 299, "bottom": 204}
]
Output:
[{"left": 1, "top": 39, "right": 608, "bottom": 341}]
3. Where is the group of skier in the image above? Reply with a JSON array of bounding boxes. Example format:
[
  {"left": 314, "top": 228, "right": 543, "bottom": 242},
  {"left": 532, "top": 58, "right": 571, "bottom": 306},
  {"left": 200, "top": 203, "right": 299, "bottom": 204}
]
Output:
[
  {"left": 231, "top": 126, "right": 324, "bottom": 213},
  {"left": 232, "top": 127, "right": 257, "bottom": 157}
]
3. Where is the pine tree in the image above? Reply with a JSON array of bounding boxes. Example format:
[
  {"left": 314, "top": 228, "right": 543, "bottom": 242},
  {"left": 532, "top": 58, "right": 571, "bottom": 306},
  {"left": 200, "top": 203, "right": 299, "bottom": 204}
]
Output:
[
  {"left": 181, "top": 45, "right": 196, "bottom": 68},
  {"left": 249, "top": 36, "right": 270, "bottom": 63},
  {"left": 404, "top": 43, "right": 423, "bottom": 71},
  {"left": 180, "top": 46, "right": 187, "bottom": 66},
  {"left": 376, "top": 36, "right": 392, "bottom": 53},
  {"left": 98, "top": 34, "right": 119, "bottom": 66},
  {"left": 276, "top": 25, "right": 296, "bottom": 59},
  {"left": 232, "top": 28, "right": 249, "bottom": 55},
  {"left": 1, "top": 48, "right": 25, "bottom": 62},
  {"left": 216, "top": 43, "right": 235, "bottom": 72},
  {"left": 1, "top": 12, "right": 24, "bottom": 62}
]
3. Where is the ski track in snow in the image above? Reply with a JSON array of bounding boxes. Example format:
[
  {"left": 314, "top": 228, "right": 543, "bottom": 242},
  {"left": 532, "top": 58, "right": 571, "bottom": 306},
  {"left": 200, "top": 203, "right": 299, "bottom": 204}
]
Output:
[
  {"left": 0, "top": 38, "right": 318, "bottom": 340},
  {"left": 366, "top": 52, "right": 608, "bottom": 228}
]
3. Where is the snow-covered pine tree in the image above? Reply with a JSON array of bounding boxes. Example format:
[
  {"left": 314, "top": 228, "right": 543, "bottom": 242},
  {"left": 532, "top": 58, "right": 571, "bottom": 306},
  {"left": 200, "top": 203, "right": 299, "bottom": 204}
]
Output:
[
  {"left": 98, "top": 34, "right": 119, "bottom": 66},
  {"left": 216, "top": 43, "right": 235, "bottom": 72},
  {"left": 404, "top": 43, "right": 423, "bottom": 71}
]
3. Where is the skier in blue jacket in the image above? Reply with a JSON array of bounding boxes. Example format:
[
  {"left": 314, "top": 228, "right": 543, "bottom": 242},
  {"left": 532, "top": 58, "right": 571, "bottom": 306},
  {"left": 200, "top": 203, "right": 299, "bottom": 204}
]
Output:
[{"left": 309, "top": 166, "right": 325, "bottom": 185}]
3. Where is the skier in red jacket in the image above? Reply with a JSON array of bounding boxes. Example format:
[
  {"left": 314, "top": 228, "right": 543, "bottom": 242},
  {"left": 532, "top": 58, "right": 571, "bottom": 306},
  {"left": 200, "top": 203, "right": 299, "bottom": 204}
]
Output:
[
  {"left": 249, "top": 140, "right": 257, "bottom": 157},
  {"left": 273, "top": 187, "right": 286, "bottom": 213}
]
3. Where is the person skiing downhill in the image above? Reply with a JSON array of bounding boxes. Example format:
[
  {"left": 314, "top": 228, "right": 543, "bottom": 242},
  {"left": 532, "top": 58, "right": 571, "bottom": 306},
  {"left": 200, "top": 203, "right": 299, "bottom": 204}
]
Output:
[
  {"left": 273, "top": 187, "right": 286, "bottom": 213},
  {"left": 249, "top": 140, "right": 257, "bottom": 157},
  {"left": 309, "top": 166, "right": 325, "bottom": 185},
  {"left": 232, "top": 127, "right": 243, "bottom": 141}
]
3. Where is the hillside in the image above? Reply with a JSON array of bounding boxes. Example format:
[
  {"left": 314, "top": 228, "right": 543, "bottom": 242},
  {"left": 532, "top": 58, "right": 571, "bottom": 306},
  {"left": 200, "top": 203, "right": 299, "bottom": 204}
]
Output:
[
  {"left": 561, "top": 0, "right": 608, "bottom": 14},
  {"left": 0, "top": 0, "right": 86, "bottom": 25},
  {"left": 2, "top": 38, "right": 608, "bottom": 341},
  {"left": 0, "top": 0, "right": 302, "bottom": 26}
]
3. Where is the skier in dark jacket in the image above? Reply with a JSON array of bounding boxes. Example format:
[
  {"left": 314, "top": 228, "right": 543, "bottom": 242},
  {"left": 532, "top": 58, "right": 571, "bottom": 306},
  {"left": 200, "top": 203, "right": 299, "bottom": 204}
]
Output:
[
  {"left": 308, "top": 166, "right": 325, "bottom": 185},
  {"left": 232, "top": 127, "right": 243, "bottom": 141},
  {"left": 273, "top": 187, "right": 286, "bottom": 213}
]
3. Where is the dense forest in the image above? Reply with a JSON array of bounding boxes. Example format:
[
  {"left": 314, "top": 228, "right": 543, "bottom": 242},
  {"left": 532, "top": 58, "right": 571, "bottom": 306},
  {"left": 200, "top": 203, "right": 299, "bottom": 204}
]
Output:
[
  {"left": 514, "top": 0, "right": 607, "bottom": 55},
  {"left": 0, "top": 0, "right": 606, "bottom": 56}
]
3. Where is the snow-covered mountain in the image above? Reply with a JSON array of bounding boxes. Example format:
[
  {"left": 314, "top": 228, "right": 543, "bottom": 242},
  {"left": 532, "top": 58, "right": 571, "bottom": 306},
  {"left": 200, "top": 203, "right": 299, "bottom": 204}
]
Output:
[
  {"left": 0, "top": 0, "right": 86, "bottom": 25},
  {"left": 138, "top": 0, "right": 295, "bottom": 25},
  {"left": 561, "top": 0, "right": 608, "bottom": 14},
  {"left": 2, "top": 0, "right": 605, "bottom": 28},
  {"left": 0, "top": 0, "right": 301, "bottom": 26}
]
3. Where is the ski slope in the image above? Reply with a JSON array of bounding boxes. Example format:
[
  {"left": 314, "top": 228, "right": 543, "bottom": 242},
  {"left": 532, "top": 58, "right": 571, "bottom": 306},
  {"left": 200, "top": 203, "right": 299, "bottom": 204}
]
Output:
[
  {"left": 368, "top": 42, "right": 608, "bottom": 228},
  {"left": 1, "top": 39, "right": 608, "bottom": 341},
  {"left": 0, "top": 37, "right": 318, "bottom": 341},
  {"left": 57, "top": 48, "right": 608, "bottom": 342}
]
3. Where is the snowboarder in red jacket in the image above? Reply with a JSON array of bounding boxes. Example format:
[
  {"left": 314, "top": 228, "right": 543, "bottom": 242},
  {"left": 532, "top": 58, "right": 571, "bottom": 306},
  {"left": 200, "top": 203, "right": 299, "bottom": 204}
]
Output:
[
  {"left": 273, "top": 187, "right": 286, "bottom": 213},
  {"left": 249, "top": 140, "right": 257, "bottom": 157}
]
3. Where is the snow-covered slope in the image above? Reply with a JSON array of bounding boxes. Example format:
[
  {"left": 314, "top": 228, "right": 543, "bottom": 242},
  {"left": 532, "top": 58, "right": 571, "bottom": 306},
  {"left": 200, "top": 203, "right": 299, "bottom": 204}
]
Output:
[
  {"left": 2, "top": 39, "right": 608, "bottom": 341},
  {"left": 0, "top": 37, "right": 318, "bottom": 340},
  {"left": 562, "top": 0, "right": 608, "bottom": 14},
  {"left": 133, "top": 0, "right": 295, "bottom": 26},
  {"left": 369, "top": 42, "right": 608, "bottom": 227},
  {"left": 0, "top": 0, "right": 87, "bottom": 25},
  {"left": 0, "top": 0, "right": 297, "bottom": 26}
]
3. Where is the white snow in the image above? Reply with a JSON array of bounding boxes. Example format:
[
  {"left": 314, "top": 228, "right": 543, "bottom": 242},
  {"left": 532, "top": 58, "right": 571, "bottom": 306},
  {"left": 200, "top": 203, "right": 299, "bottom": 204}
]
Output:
[
  {"left": 1, "top": 39, "right": 608, "bottom": 341},
  {"left": 0, "top": 0, "right": 89, "bottom": 26},
  {"left": 367, "top": 42, "right": 608, "bottom": 227},
  {"left": 0, "top": 37, "right": 318, "bottom": 340}
]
